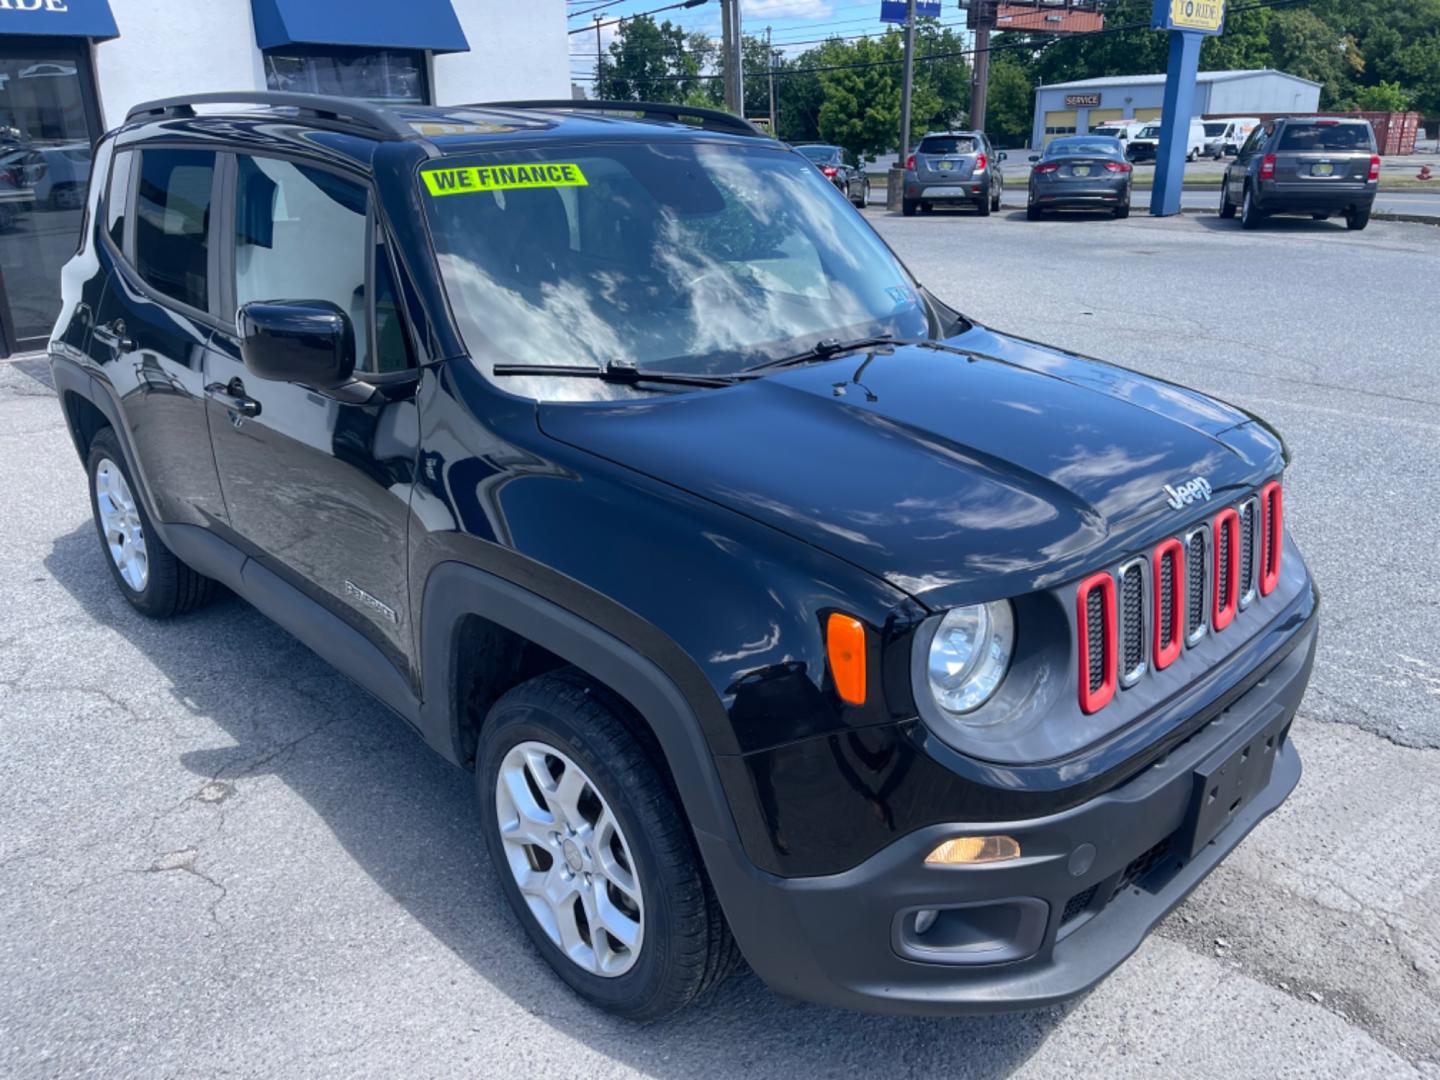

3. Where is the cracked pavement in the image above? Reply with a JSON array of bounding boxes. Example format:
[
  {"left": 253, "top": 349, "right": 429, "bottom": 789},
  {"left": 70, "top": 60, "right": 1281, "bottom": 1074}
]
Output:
[{"left": 1, "top": 212, "right": 1437, "bottom": 1078}]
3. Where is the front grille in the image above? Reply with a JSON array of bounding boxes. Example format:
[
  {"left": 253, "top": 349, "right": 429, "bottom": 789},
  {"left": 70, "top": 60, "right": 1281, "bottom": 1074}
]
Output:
[
  {"left": 1060, "top": 884, "right": 1098, "bottom": 926},
  {"left": 1074, "top": 481, "right": 1283, "bottom": 712},
  {"left": 1119, "top": 561, "right": 1145, "bottom": 684},
  {"left": 1238, "top": 498, "right": 1258, "bottom": 606},
  {"left": 1112, "top": 835, "right": 1174, "bottom": 899},
  {"left": 1185, "top": 529, "right": 1207, "bottom": 644},
  {"left": 1086, "top": 589, "right": 1105, "bottom": 692}
]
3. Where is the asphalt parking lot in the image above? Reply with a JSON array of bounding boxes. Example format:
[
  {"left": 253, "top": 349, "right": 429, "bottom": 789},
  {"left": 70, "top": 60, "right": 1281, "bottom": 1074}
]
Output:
[{"left": 3, "top": 210, "right": 1438, "bottom": 1078}]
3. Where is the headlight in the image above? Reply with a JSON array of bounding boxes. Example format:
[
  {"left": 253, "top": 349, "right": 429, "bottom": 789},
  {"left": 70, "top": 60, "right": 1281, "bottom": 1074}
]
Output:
[{"left": 926, "top": 601, "right": 1015, "bottom": 720}]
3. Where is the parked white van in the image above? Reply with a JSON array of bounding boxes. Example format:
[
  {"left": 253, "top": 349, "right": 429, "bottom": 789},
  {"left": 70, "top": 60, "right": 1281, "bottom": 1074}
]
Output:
[
  {"left": 1202, "top": 117, "right": 1261, "bottom": 158},
  {"left": 1126, "top": 118, "right": 1208, "bottom": 162}
]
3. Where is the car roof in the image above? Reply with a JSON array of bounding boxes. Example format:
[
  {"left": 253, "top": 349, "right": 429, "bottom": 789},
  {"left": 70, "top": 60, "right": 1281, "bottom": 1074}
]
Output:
[{"left": 113, "top": 94, "right": 772, "bottom": 170}]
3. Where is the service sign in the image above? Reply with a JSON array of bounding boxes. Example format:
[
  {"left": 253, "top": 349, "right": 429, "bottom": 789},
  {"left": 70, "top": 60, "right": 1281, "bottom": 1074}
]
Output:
[
  {"left": 1064, "top": 94, "right": 1102, "bottom": 107},
  {"left": 1151, "top": 0, "right": 1226, "bottom": 35}
]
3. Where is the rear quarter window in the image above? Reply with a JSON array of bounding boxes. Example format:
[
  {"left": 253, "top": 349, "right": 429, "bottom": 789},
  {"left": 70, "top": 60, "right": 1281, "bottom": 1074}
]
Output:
[{"left": 135, "top": 148, "right": 217, "bottom": 312}]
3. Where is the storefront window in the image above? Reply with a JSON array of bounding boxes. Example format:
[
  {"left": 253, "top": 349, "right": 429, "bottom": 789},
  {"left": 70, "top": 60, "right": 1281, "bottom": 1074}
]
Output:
[
  {"left": 0, "top": 45, "right": 98, "bottom": 350},
  {"left": 264, "top": 47, "right": 430, "bottom": 105}
]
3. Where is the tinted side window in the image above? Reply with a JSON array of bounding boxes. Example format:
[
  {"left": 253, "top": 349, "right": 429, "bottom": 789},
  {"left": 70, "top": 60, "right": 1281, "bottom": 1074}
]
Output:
[
  {"left": 135, "top": 149, "right": 216, "bottom": 311},
  {"left": 1240, "top": 125, "right": 1269, "bottom": 156},
  {"left": 104, "top": 149, "right": 132, "bottom": 253},
  {"left": 233, "top": 155, "right": 377, "bottom": 367}
]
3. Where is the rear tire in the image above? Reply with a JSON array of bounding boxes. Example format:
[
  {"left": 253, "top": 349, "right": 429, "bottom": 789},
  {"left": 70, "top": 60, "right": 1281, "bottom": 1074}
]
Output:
[
  {"left": 901, "top": 197, "right": 917, "bottom": 217},
  {"left": 1218, "top": 181, "right": 1236, "bottom": 219},
  {"left": 477, "top": 672, "right": 739, "bottom": 1021},
  {"left": 1240, "top": 186, "right": 1263, "bottom": 230},
  {"left": 852, "top": 181, "right": 867, "bottom": 208},
  {"left": 1113, "top": 201, "right": 1130, "bottom": 219},
  {"left": 920, "top": 202, "right": 934, "bottom": 214},
  {"left": 1346, "top": 205, "right": 1370, "bottom": 231},
  {"left": 975, "top": 194, "right": 992, "bottom": 217},
  {"left": 86, "top": 427, "right": 216, "bottom": 618},
  {"left": 1026, "top": 203, "right": 1043, "bottom": 221}
]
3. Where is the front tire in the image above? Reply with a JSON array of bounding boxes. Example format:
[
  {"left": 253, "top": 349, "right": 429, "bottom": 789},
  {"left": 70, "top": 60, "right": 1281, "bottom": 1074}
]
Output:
[
  {"left": 477, "top": 672, "right": 738, "bottom": 1021},
  {"left": 86, "top": 427, "right": 216, "bottom": 618}
]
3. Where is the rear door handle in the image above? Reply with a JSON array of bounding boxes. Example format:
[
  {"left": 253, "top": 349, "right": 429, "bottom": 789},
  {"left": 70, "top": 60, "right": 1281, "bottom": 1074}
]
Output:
[
  {"left": 93, "top": 320, "right": 135, "bottom": 353},
  {"left": 205, "top": 379, "right": 262, "bottom": 418}
]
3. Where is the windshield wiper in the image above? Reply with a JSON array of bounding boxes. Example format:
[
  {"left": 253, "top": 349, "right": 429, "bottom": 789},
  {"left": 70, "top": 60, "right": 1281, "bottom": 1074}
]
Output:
[
  {"left": 743, "top": 335, "right": 922, "bottom": 373},
  {"left": 492, "top": 362, "right": 748, "bottom": 390}
]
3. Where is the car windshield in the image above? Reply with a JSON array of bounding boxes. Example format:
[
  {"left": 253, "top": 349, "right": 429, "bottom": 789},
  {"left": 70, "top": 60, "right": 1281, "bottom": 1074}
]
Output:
[
  {"left": 1045, "top": 138, "right": 1122, "bottom": 158},
  {"left": 1203, "top": 123, "right": 1227, "bottom": 137},
  {"left": 917, "top": 136, "right": 976, "bottom": 155},
  {"left": 420, "top": 142, "right": 930, "bottom": 400},
  {"left": 1138, "top": 126, "right": 1162, "bottom": 139},
  {"left": 1277, "top": 123, "right": 1373, "bottom": 152},
  {"left": 796, "top": 145, "right": 839, "bottom": 162}
]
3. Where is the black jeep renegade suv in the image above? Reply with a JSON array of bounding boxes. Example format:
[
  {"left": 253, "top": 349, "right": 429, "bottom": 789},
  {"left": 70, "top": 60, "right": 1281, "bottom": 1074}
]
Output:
[{"left": 51, "top": 93, "right": 1317, "bottom": 1020}]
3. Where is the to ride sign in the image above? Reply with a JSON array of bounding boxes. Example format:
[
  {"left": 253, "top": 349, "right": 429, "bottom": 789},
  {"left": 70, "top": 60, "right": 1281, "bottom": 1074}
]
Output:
[{"left": 1152, "top": 0, "right": 1226, "bottom": 34}]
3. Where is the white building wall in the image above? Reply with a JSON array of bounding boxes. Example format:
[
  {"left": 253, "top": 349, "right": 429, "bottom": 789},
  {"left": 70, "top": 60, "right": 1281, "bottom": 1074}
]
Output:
[
  {"left": 93, "top": 0, "right": 264, "bottom": 131},
  {"left": 432, "top": 0, "right": 570, "bottom": 105},
  {"left": 88, "top": 0, "right": 570, "bottom": 132}
]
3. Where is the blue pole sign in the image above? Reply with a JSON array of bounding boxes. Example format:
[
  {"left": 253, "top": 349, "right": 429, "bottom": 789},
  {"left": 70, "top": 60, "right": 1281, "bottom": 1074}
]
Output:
[
  {"left": 881, "top": 1, "right": 940, "bottom": 24},
  {"left": 1148, "top": 0, "right": 1226, "bottom": 216}
]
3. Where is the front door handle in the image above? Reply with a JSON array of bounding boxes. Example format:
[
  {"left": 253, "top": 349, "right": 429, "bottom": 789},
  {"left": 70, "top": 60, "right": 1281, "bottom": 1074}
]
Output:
[
  {"left": 205, "top": 378, "right": 262, "bottom": 418},
  {"left": 93, "top": 320, "right": 135, "bottom": 353}
]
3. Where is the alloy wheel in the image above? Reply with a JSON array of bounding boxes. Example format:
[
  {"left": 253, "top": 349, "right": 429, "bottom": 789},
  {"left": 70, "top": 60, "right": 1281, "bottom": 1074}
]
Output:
[
  {"left": 94, "top": 457, "right": 148, "bottom": 592},
  {"left": 495, "top": 740, "right": 644, "bottom": 977}
]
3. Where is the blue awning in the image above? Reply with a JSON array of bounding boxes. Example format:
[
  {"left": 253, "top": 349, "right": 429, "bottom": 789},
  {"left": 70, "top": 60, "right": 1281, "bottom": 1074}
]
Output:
[
  {"left": 0, "top": 0, "right": 118, "bottom": 40},
  {"left": 250, "top": 0, "right": 469, "bottom": 54}
]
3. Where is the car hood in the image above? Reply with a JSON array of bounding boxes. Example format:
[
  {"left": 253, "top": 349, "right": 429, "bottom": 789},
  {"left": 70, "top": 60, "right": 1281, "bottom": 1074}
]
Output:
[{"left": 536, "top": 324, "right": 1283, "bottom": 610}]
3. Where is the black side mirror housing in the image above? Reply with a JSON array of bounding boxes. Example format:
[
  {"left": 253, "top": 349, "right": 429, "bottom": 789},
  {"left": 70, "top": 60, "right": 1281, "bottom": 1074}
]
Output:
[
  {"left": 997, "top": 151, "right": 1008, "bottom": 161},
  {"left": 1028, "top": 154, "right": 1041, "bottom": 163},
  {"left": 238, "top": 300, "right": 355, "bottom": 391}
]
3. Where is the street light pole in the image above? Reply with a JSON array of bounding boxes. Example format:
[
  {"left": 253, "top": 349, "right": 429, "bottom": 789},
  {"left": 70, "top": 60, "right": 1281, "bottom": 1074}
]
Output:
[
  {"left": 594, "top": 15, "right": 604, "bottom": 92},
  {"left": 899, "top": 0, "right": 916, "bottom": 160}
]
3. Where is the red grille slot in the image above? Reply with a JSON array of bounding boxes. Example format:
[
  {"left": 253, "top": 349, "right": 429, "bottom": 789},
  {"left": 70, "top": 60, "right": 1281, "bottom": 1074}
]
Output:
[
  {"left": 1212, "top": 507, "right": 1240, "bottom": 631},
  {"left": 1259, "top": 480, "right": 1283, "bottom": 596},
  {"left": 1152, "top": 537, "right": 1184, "bottom": 669},
  {"left": 1077, "top": 572, "right": 1117, "bottom": 714}
]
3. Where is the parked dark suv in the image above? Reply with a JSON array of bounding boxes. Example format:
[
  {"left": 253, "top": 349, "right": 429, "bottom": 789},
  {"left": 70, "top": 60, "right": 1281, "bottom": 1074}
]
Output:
[
  {"left": 1221, "top": 117, "right": 1380, "bottom": 230},
  {"left": 52, "top": 93, "right": 1317, "bottom": 1021}
]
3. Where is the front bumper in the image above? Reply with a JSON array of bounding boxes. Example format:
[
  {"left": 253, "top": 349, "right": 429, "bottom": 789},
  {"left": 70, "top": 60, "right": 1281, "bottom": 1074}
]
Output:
[{"left": 698, "top": 615, "right": 1315, "bottom": 1014}]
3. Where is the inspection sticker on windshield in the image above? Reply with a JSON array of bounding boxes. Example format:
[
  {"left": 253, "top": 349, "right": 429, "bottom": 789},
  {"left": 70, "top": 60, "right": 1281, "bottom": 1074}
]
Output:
[{"left": 421, "top": 163, "right": 589, "bottom": 196}]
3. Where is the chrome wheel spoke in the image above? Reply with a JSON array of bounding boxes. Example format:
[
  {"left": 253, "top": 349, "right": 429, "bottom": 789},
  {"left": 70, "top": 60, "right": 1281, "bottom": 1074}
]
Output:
[
  {"left": 93, "top": 458, "right": 149, "bottom": 593},
  {"left": 494, "top": 740, "right": 644, "bottom": 978}
]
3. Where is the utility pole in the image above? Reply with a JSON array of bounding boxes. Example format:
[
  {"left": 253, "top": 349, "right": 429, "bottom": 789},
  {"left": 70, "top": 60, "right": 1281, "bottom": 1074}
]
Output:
[
  {"left": 898, "top": 0, "right": 917, "bottom": 160},
  {"left": 766, "top": 26, "right": 777, "bottom": 132},
  {"left": 594, "top": 15, "right": 605, "bottom": 93},
  {"left": 720, "top": 0, "right": 736, "bottom": 113},
  {"left": 967, "top": 0, "right": 997, "bottom": 132},
  {"left": 730, "top": 0, "right": 745, "bottom": 116}
]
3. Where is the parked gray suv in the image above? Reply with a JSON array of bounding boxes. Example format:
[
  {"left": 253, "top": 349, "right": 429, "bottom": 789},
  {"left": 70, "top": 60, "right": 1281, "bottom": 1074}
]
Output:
[
  {"left": 1220, "top": 117, "right": 1379, "bottom": 231},
  {"left": 902, "top": 131, "right": 1004, "bottom": 217}
]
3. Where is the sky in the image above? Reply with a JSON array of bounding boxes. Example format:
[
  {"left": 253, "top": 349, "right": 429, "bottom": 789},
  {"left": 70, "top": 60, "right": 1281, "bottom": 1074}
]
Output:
[{"left": 566, "top": 0, "right": 974, "bottom": 87}]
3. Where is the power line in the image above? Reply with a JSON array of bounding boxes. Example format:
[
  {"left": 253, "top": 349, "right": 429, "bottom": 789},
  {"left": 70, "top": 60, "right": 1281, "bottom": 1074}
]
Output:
[
  {"left": 570, "top": 0, "right": 1313, "bottom": 81},
  {"left": 569, "top": 0, "right": 708, "bottom": 35}
]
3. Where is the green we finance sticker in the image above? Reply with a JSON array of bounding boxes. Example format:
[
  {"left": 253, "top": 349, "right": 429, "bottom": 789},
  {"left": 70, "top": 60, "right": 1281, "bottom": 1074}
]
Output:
[{"left": 422, "top": 163, "right": 589, "bottom": 196}]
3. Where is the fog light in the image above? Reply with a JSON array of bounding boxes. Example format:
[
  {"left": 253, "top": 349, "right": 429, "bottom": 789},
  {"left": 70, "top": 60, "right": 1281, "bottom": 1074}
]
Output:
[{"left": 924, "top": 835, "right": 1021, "bottom": 865}]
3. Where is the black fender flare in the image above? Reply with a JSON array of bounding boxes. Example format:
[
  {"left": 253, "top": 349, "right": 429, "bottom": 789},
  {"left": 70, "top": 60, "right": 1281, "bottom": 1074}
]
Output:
[{"left": 417, "top": 560, "right": 743, "bottom": 844}]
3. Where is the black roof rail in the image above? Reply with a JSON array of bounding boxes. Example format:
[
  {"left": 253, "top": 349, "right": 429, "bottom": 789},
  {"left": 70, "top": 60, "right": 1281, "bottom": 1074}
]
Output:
[
  {"left": 475, "top": 99, "right": 768, "bottom": 139},
  {"left": 124, "top": 91, "right": 419, "bottom": 141}
]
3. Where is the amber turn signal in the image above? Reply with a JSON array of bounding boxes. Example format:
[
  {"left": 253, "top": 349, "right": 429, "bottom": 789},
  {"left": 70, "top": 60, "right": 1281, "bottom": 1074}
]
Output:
[
  {"left": 924, "top": 835, "right": 1022, "bottom": 865},
  {"left": 826, "top": 612, "right": 867, "bottom": 705}
]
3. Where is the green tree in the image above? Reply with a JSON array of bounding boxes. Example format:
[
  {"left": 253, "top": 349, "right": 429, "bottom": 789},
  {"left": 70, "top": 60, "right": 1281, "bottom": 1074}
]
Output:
[
  {"left": 1354, "top": 79, "right": 1413, "bottom": 112},
  {"left": 595, "top": 16, "right": 705, "bottom": 104},
  {"left": 985, "top": 56, "right": 1034, "bottom": 146}
]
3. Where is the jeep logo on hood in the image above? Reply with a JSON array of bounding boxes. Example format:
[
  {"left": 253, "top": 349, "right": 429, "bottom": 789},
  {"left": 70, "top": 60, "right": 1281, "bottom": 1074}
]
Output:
[{"left": 1163, "top": 476, "right": 1213, "bottom": 510}]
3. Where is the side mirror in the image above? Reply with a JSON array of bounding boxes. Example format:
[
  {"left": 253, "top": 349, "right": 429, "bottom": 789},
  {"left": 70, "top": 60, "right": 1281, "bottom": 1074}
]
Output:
[
  {"left": 997, "top": 151, "right": 1008, "bottom": 161},
  {"left": 238, "top": 300, "right": 355, "bottom": 391},
  {"left": 1028, "top": 154, "right": 1040, "bottom": 163}
]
